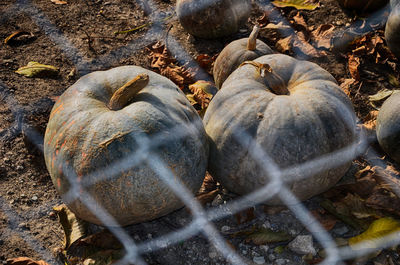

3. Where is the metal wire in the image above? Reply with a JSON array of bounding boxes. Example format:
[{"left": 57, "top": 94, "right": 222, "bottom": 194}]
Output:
[{"left": 1, "top": 0, "right": 398, "bottom": 264}]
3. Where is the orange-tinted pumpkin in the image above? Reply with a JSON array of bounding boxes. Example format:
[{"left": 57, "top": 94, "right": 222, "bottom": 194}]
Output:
[{"left": 44, "top": 66, "right": 209, "bottom": 226}]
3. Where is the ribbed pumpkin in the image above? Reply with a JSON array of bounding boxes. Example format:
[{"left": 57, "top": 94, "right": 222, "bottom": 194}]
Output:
[
  {"left": 336, "top": 0, "right": 388, "bottom": 12},
  {"left": 176, "top": 0, "right": 252, "bottom": 39},
  {"left": 213, "top": 25, "right": 274, "bottom": 89},
  {"left": 376, "top": 92, "right": 400, "bottom": 163},
  {"left": 44, "top": 66, "right": 208, "bottom": 226},
  {"left": 385, "top": 0, "right": 400, "bottom": 58},
  {"left": 203, "top": 54, "right": 357, "bottom": 204}
]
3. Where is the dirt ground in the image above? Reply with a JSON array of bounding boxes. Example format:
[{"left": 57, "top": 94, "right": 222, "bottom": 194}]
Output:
[{"left": 1, "top": 0, "right": 400, "bottom": 264}]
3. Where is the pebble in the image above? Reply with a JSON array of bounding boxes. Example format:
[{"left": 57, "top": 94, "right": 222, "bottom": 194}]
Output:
[
  {"left": 16, "top": 165, "right": 24, "bottom": 171},
  {"left": 253, "top": 256, "right": 265, "bottom": 264},
  {"left": 31, "top": 195, "right": 38, "bottom": 201},
  {"left": 275, "top": 258, "right": 289, "bottom": 265},
  {"left": 268, "top": 254, "right": 275, "bottom": 261},
  {"left": 211, "top": 194, "right": 224, "bottom": 206},
  {"left": 259, "top": 245, "right": 269, "bottom": 253},
  {"left": 288, "top": 235, "right": 316, "bottom": 255},
  {"left": 242, "top": 250, "right": 247, "bottom": 255},
  {"left": 332, "top": 225, "right": 349, "bottom": 236},
  {"left": 221, "top": 225, "right": 230, "bottom": 233},
  {"left": 209, "top": 251, "right": 218, "bottom": 259}
]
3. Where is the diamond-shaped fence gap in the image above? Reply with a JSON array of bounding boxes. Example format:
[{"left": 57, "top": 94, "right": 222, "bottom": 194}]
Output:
[
  {"left": 147, "top": 154, "right": 247, "bottom": 265},
  {"left": 0, "top": 197, "right": 61, "bottom": 265},
  {"left": 17, "top": 0, "right": 89, "bottom": 73}
]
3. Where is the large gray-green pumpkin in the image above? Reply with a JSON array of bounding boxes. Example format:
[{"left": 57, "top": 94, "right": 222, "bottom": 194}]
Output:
[
  {"left": 44, "top": 66, "right": 208, "bottom": 226},
  {"left": 376, "top": 92, "right": 400, "bottom": 163},
  {"left": 176, "top": 0, "right": 252, "bottom": 39},
  {"left": 203, "top": 54, "right": 357, "bottom": 204},
  {"left": 385, "top": 0, "right": 400, "bottom": 58},
  {"left": 213, "top": 25, "right": 274, "bottom": 89}
]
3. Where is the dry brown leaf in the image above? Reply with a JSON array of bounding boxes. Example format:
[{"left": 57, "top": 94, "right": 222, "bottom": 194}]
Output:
[
  {"left": 339, "top": 78, "right": 357, "bottom": 96},
  {"left": 188, "top": 80, "right": 216, "bottom": 110},
  {"left": 147, "top": 41, "right": 195, "bottom": 89},
  {"left": 291, "top": 13, "right": 310, "bottom": 41},
  {"left": 312, "top": 24, "right": 335, "bottom": 50},
  {"left": 348, "top": 55, "right": 361, "bottom": 81},
  {"left": 6, "top": 257, "right": 50, "bottom": 265},
  {"left": 276, "top": 36, "right": 293, "bottom": 53},
  {"left": 363, "top": 110, "right": 378, "bottom": 131},
  {"left": 372, "top": 166, "right": 400, "bottom": 198},
  {"left": 311, "top": 210, "right": 337, "bottom": 231},
  {"left": 235, "top": 207, "right": 255, "bottom": 224},
  {"left": 50, "top": 0, "right": 67, "bottom": 4},
  {"left": 196, "top": 54, "right": 215, "bottom": 75},
  {"left": 198, "top": 172, "right": 217, "bottom": 194},
  {"left": 196, "top": 189, "right": 220, "bottom": 205}
]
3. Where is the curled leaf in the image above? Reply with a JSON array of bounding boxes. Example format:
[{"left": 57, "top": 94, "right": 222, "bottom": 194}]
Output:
[
  {"left": 272, "top": 0, "right": 320, "bottom": 10},
  {"left": 349, "top": 217, "right": 400, "bottom": 250},
  {"left": 4, "top": 31, "right": 34, "bottom": 45},
  {"left": 53, "top": 204, "right": 88, "bottom": 249},
  {"left": 6, "top": 257, "right": 50, "bottom": 265},
  {"left": 245, "top": 227, "right": 292, "bottom": 245},
  {"left": 16, "top": 62, "right": 59, "bottom": 78}
]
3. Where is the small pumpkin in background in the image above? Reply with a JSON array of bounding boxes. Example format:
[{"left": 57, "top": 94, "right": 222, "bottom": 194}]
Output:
[
  {"left": 385, "top": 0, "right": 400, "bottom": 59},
  {"left": 376, "top": 92, "right": 400, "bottom": 164},
  {"left": 213, "top": 25, "right": 274, "bottom": 89},
  {"left": 335, "top": 0, "right": 388, "bottom": 12},
  {"left": 44, "top": 66, "right": 209, "bottom": 226},
  {"left": 176, "top": 0, "right": 252, "bottom": 39},
  {"left": 204, "top": 54, "right": 357, "bottom": 204}
]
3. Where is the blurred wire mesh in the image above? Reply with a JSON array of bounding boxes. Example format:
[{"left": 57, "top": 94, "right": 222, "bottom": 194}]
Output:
[{"left": 1, "top": 0, "right": 400, "bottom": 264}]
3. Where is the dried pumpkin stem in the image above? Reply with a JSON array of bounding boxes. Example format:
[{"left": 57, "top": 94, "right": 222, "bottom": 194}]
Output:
[
  {"left": 247, "top": 25, "right": 260, "bottom": 51},
  {"left": 240, "top": 61, "right": 289, "bottom": 95},
  {"left": 109, "top": 73, "right": 149, "bottom": 110}
]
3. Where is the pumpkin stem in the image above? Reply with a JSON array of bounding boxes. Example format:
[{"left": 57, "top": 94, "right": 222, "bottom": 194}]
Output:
[
  {"left": 247, "top": 25, "right": 260, "bottom": 51},
  {"left": 240, "top": 61, "right": 289, "bottom": 95},
  {"left": 109, "top": 74, "right": 149, "bottom": 110}
]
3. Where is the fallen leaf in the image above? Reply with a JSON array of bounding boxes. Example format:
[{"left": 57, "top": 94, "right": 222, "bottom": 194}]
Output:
[
  {"left": 311, "top": 24, "right": 335, "bottom": 50},
  {"left": 188, "top": 80, "right": 216, "bottom": 111},
  {"left": 78, "top": 230, "right": 123, "bottom": 250},
  {"left": 53, "top": 204, "right": 88, "bottom": 249},
  {"left": 264, "top": 22, "right": 292, "bottom": 30},
  {"left": 196, "top": 54, "right": 215, "bottom": 75},
  {"left": 6, "top": 257, "right": 50, "bottom": 265},
  {"left": 235, "top": 207, "right": 255, "bottom": 224},
  {"left": 339, "top": 78, "right": 357, "bottom": 96},
  {"left": 4, "top": 31, "right": 34, "bottom": 45},
  {"left": 276, "top": 36, "right": 293, "bottom": 53},
  {"left": 363, "top": 110, "right": 379, "bottom": 131},
  {"left": 245, "top": 227, "right": 292, "bottom": 245},
  {"left": 16, "top": 62, "right": 59, "bottom": 78},
  {"left": 272, "top": 0, "right": 319, "bottom": 10},
  {"left": 369, "top": 89, "right": 397, "bottom": 102},
  {"left": 387, "top": 74, "right": 400, "bottom": 87},
  {"left": 348, "top": 55, "right": 361, "bottom": 81},
  {"left": 366, "top": 189, "right": 400, "bottom": 217},
  {"left": 147, "top": 42, "right": 195, "bottom": 89},
  {"left": 50, "top": 0, "right": 67, "bottom": 4},
  {"left": 311, "top": 210, "right": 337, "bottom": 231},
  {"left": 349, "top": 217, "right": 400, "bottom": 250},
  {"left": 198, "top": 172, "right": 217, "bottom": 194},
  {"left": 196, "top": 189, "right": 220, "bottom": 205}
]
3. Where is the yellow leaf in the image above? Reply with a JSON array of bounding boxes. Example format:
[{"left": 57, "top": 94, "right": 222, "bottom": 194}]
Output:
[
  {"left": 272, "top": 0, "right": 319, "bottom": 10},
  {"left": 349, "top": 217, "right": 400, "bottom": 250},
  {"left": 16, "top": 61, "right": 59, "bottom": 78}
]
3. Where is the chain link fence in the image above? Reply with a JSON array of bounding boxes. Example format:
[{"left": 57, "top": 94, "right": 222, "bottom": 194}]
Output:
[{"left": 1, "top": 0, "right": 400, "bottom": 264}]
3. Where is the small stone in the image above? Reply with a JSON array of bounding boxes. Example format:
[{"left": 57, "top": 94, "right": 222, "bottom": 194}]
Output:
[
  {"left": 18, "top": 223, "right": 29, "bottom": 230},
  {"left": 260, "top": 245, "right": 269, "bottom": 253},
  {"left": 268, "top": 254, "right": 275, "bottom": 261},
  {"left": 275, "top": 258, "right": 288, "bottom": 265},
  {"left": 31, "top": 195, "right": 38, "bottom": 201},
  {"left": 211, "top": 194, "right": 224, "bottom": 206},
  {"left": 253, "top": 256, "right": 265, "bottom": 264},
  {"left": 242, "top": 250, "right": 247, "bottom": 255},
  {"left": 209, "top": 251, "right": 218, "bottom": 259},
  {"left": 288, "top": 235, "right": 316, "bottom": 255},
  {"left": 333, "top": 225, "right": 349, "bottom": 236},
  {"left": 221, "top": 225, "right": 230, "bottom": 233},
  {"left": 20, "top": 193, "right": 26, "bottom": 198},
  {"left": 16, "top": 165, "right": 24, "bottom": 171}
]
